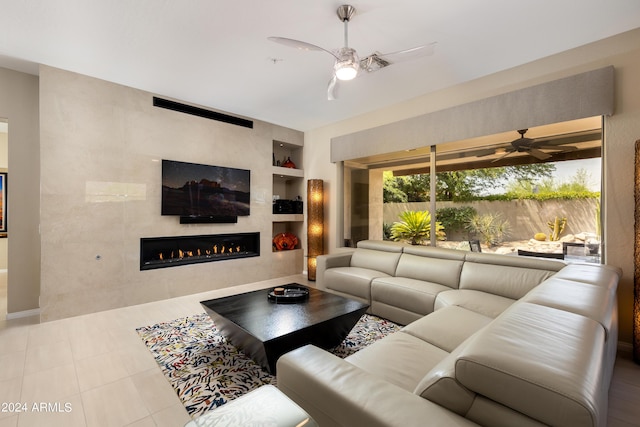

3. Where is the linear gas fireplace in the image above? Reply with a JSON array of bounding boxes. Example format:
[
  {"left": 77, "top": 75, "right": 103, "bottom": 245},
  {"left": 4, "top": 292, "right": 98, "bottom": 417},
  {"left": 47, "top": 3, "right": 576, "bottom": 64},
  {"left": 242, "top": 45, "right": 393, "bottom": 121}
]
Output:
[{"left": 140, "top": 232, "right": 260, "bottom": 270}]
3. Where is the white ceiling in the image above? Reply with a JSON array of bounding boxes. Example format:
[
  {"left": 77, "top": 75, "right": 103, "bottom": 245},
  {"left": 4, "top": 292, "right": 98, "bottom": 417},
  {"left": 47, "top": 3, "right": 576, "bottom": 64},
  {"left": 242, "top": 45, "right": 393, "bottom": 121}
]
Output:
[{"left": 1, "top": 0, "right": 640, "bottom": 131}]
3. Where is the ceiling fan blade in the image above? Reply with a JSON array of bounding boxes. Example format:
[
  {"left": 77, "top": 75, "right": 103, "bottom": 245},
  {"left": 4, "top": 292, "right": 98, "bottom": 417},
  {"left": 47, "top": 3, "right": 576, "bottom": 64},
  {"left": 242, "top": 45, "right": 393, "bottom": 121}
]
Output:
[
  {"left": 475, "top": 148, "right": 499, "bottom": 158},
  {"left": 360, "top": 42, "right": 436, "bottom": 73},
  {"left": 267, "top": 36, "right": 338, "bottom": 59},
  {"left": 491, "top": 150, "right": 516, "bottom": 163},
  {"left": 528, "top": 148, "right": 552, "bottom": 160},
  {"left": 376, "top": 42, "right": 437, "bottom": 62},
  {"left": 533, "top": 143, "right": 578, "bottom": 151},
  {"left": 327, "top": 75, "right": 339, "bottom": 101}
]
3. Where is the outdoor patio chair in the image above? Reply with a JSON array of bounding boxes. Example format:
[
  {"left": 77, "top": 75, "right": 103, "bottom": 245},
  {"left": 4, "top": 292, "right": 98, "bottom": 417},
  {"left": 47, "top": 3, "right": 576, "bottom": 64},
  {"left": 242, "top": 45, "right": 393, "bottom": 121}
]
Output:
[{"left": 517, "top": 249, "right": 565, "bottom": 260}]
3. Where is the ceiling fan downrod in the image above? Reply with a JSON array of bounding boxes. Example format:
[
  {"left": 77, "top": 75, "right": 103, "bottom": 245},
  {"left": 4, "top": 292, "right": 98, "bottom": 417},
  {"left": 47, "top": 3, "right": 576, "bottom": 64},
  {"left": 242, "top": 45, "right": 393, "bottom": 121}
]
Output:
[
  {"left": 333, "top": 5, "right": 359, "bottom": 81},
  {"left": 337, "top": 5, "right": 356, "bottom": 47}
]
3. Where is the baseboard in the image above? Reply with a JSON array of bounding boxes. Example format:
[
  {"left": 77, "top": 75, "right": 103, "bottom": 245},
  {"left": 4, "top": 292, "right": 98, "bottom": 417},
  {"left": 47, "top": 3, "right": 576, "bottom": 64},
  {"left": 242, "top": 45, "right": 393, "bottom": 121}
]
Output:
[{"left": 6, "top": 308, "right": 40, "bottom": 320}]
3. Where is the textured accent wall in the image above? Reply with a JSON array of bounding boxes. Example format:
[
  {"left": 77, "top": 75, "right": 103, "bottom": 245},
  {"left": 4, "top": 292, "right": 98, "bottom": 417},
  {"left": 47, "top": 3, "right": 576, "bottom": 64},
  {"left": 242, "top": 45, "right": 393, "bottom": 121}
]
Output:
[{"left": 38, "top": 66, "right": 302, "bottom": 321}]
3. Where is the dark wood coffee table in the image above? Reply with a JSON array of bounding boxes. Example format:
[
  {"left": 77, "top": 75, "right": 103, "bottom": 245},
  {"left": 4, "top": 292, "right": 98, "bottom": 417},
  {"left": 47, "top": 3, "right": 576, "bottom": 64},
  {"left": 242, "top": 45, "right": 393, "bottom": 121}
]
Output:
[{"left": 200, "top": 284, "right": 369, "bottom": 373}]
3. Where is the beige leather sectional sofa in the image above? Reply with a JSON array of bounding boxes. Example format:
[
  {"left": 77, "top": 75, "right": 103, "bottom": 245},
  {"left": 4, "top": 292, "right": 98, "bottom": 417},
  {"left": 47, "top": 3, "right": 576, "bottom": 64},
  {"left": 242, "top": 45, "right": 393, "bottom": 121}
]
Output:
[{"left": 276, "top": 240, "right": 621, "bottom": 427}]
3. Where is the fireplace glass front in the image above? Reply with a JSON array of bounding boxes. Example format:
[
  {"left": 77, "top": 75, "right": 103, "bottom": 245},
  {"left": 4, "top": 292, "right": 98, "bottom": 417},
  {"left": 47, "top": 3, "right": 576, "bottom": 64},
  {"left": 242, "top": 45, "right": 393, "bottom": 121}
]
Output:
[{"left": 140, "top": 232, "right": 260, "bottom": 270}]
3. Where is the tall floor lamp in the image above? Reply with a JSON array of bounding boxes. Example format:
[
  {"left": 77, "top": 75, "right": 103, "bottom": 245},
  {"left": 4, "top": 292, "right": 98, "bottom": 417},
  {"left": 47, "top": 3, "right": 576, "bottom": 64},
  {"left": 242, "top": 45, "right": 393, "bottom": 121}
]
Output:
[{"left": 307, "top": 179, "right": 324, "bottom": 281}]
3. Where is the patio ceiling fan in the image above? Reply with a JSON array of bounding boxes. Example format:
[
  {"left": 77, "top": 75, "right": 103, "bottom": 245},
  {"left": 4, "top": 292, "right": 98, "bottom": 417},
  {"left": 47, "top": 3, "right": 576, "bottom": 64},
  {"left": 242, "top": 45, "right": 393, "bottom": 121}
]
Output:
[
  {"left": 491, "top": 129, "right": 578, "bottom": 162},
  {"left": 268, "top": 4, "right": 436, "bottom": 100}
]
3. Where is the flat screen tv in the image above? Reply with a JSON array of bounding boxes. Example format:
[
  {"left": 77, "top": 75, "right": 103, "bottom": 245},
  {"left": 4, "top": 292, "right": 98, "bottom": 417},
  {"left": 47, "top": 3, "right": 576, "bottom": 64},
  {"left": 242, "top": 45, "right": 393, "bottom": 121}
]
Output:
[{"left": 162, "top": 159, "right": 250, "bottom": 218}]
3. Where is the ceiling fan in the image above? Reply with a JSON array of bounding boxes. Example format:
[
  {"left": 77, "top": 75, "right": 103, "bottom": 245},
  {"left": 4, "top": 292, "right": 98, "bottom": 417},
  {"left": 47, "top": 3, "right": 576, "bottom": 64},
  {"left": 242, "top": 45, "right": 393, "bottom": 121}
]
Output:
[
  {"left": 491, "top": 129, "right": 578, "bottom": 162},
  {"left": 268, "top": 4, "right": 436, "bottom": 100}
]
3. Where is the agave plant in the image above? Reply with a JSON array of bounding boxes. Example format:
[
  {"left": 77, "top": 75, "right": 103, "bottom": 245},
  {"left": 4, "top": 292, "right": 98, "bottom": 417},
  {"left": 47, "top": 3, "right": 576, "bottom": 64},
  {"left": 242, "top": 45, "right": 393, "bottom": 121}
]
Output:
[{"left": 390, "top": 210, "right": 445, "bottom": 245}]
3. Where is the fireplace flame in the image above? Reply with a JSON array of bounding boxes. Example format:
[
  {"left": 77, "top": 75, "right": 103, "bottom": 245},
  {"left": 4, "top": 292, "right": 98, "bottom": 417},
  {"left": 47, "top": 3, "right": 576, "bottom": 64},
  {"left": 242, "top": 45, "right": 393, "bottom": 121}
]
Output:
[{"left": 153, "top": 244, "right": 248, "bottom": 263}]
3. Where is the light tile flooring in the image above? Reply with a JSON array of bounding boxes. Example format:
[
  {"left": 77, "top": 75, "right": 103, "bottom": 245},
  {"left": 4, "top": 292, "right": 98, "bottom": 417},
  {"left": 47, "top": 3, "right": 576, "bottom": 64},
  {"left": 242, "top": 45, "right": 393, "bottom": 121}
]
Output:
[{"left": 0, "top": 273, "right": 638, "bottom": 427}]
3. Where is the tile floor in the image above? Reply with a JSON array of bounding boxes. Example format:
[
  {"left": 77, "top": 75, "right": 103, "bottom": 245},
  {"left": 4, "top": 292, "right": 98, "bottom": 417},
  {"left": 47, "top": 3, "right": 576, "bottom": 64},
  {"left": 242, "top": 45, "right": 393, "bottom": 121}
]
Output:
[
  {"left": 0, "top": 275, "right": 310, "bottom": 427},
  {"left": 0, "top": 273, "right": 638, "bottom": 427}
]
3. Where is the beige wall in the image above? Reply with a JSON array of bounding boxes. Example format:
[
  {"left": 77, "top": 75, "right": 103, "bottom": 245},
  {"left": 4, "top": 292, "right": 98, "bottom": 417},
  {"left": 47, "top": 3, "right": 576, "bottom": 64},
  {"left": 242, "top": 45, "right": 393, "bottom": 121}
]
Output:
[
  {"left": 305, "top": 28, "right": 640, "bottom": 344},
  {"left": 38, "top": 66, "right": 303, "bottom": 321},
  {"left": 0, "top": 68, "right": 40, "bottom": 315}
]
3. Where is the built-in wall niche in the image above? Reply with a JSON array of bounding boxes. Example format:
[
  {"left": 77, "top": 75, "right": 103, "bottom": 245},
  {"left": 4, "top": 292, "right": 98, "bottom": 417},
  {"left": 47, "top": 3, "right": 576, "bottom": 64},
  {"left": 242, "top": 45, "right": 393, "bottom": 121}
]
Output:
[
  {"left": 272, "top": 139, "right": 304, "bottom": 254},
  {"left": 273, "top": 140, "right": 302, "bottom": 170}
]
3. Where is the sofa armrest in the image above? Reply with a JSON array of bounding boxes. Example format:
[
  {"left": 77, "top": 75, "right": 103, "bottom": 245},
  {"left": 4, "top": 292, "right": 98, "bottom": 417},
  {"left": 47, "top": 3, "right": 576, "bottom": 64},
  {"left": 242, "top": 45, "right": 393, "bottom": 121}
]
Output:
[
  {"left": 276, "top": 345, "right": 478, "bottom": 427},
  {"left": 316, "top": 251, "right": 354, "bottom": 290}
]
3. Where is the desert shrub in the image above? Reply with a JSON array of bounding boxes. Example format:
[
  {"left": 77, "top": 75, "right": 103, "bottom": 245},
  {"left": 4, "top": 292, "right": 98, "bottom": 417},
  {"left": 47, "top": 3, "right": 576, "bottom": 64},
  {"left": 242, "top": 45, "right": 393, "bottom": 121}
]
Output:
[
  {"left": 466, "top": 212, "right": 510, "bottom": 247},
  {"left": 436, "top": 206, "right": 477, "bottom": 233}
]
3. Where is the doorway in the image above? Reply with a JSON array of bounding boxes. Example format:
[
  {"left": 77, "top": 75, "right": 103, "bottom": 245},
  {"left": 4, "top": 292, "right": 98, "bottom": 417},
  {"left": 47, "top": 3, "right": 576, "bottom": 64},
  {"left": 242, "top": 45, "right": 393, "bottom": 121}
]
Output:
[{"left": 0, "top": 119, "right": 8, "bottom": 318}]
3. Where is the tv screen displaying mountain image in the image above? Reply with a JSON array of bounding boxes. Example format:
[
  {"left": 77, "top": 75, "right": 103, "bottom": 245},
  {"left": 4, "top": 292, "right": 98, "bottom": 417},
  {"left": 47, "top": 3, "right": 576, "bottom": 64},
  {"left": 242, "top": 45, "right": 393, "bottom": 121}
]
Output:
[{"left": 162, "top": 159, "right": 250, "bottom": 218}]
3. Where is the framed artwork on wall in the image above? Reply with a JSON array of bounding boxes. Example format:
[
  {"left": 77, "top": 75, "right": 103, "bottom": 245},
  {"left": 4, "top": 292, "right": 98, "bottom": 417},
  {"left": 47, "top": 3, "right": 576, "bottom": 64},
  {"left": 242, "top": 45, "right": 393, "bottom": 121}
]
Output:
[{"left": 0, "top": 172, "right": 6, "bottom": 235}]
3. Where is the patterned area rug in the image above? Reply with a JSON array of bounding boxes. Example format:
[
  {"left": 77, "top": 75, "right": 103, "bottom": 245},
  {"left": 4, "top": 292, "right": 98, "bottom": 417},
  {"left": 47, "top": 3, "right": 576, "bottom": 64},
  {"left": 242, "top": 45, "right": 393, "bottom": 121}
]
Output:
[{"left": 136, "top": 312, "right": 400, "bottom": 418}]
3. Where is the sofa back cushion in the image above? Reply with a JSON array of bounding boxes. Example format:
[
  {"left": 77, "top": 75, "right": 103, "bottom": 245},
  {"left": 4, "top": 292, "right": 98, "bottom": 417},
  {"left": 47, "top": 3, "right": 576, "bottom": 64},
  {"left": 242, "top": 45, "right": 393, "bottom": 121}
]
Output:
[
  {"left": 552, "top": 262, "right": 621, "bottom": 289},
  {"left": 459, "top": 253, "right": 561, "bottom": 299},
  {"left": 351, "top": 240, "right": 403, "bottom": 276},
  {"left": 454, "top": 302, "right": 605, "bottom": 427},
  {"left": 415, "top": 337, "right": 551, "bottom": 427},
  {"left": 395, "top": 254, "right": 464, "bottom": 289}
]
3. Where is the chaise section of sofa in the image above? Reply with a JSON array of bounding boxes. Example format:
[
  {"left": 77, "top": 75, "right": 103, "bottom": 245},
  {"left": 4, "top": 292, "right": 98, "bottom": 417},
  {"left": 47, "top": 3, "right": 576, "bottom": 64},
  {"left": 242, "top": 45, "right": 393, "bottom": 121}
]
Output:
[
  {"left": 278, "top": 240, "right": 621, "bottom": 427},
  {"left": 417, "top": 302, "right": 607, "bottom": 427},
  {"left": 277, "top": 344, "right": 481, "bottom": 427}
]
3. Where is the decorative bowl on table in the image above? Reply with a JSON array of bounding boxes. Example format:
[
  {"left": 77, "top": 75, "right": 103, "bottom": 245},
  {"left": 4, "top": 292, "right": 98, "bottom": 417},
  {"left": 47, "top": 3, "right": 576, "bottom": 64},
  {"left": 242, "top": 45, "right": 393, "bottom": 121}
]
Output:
[{"left": 268, "top": 284, "right": 309, "bottom": 303}]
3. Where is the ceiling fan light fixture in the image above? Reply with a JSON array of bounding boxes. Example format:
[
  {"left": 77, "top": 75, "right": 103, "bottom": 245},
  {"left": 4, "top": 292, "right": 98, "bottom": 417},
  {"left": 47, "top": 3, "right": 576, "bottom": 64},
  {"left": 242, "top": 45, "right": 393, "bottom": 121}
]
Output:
[{"left": 334, "top": 47, "right": 359, "bottom": 80}]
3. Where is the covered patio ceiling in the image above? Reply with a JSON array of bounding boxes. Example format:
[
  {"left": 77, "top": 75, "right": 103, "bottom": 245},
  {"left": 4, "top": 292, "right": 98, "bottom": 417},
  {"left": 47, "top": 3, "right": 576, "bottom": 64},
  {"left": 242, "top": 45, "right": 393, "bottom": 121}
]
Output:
[{"left": 345, "top": 117, "right": 602, "bottom": 175}]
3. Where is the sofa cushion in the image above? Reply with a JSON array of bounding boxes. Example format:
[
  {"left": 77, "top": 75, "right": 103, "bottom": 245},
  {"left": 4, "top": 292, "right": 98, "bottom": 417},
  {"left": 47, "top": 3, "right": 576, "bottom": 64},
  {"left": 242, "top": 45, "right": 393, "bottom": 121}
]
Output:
[
  {"left": 552, "top": 263, "right": 621, "bottom": 289},
  {"left": 402, "top": 306, "right": 492, "bottom": 352},
  {"left": 324, "top": 267, "right": 388, "bottom": 302},
  {"left": 434, "top": 289, "right": 515, "bottom": 318},
  {"left": 346, "top": 331, "right": 448, "bottom": 392},
  {"left": 464, "top": 251, "right": 565, "bottom": 271},
  {"left": 455, "top": 302, "right": 606, "bottom": 427},
  {"left": 520, "top": 277, "right": 617, "bottom": 339},
  {"left": 356, "top": 239, "right": 405, "bottom": 252},
  {"left": 415, "top": 332, "right": 552, "bottom": 427},
  {"left": 394, "top": 252, "right": 464, "bottom": 289},
  {"left": 351, "top": 248, "right": 402, "bottom": 276},
  {"left": 414, "top": 336, "right": 476, "bottom": 416},
  {"left": 371, "top": 277, "right": 452, "bottom": 317},
  {"left": 458, "top": 261, "right": 557, "bottom": 300}
]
